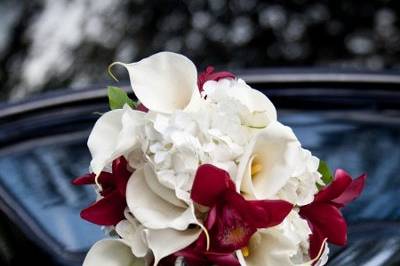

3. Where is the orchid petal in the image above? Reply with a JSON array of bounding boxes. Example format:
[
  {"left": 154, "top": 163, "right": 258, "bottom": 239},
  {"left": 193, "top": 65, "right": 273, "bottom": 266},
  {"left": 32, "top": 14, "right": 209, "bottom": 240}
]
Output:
[
  {"left": 315, "top": 169, "right": 352, "bottom": 203},
  {"left": 300, "top": 202, "right": 347, "bottom": 246},
  {"left": 80, "top": 191, "right": 126, "bottom": 226},
  {"left": 83, "top": 239, "right": 145, "bottom": 266},
  {"left": 332, "top": 173, "right": 366, "bottom": 207},
  {"left": 112, "top": 157, "right": 131, "bottom": 196},
  {"left": 117, "top": 52, "right": 200, "bottom": 113},
  {"left": 237, "top": 121, "right": 300, "bottom": 199},
  {"left": 126, "top": 167, "right": 197, "bottom": 230},
  {"left": 191, "top": 164, "right": 234, "bottom": 207},
  {"left": 72, "top": 173, "right": 95, "bottom": 185},
  {"left": 246, "top": 199, "right": 293, "bottom": 228},
  {"left": 206, "top": 253, "right": 241, "bottom": 266}
]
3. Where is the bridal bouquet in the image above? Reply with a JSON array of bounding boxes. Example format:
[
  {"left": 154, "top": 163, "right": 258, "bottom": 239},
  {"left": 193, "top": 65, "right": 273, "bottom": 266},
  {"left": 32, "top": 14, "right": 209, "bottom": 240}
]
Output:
[{"left": 73, "top": 52, "right": 366, "bottom": 266}]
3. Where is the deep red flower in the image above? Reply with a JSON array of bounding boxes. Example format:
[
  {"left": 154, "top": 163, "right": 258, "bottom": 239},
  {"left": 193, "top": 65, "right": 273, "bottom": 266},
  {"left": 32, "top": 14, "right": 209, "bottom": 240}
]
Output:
[
  {"left": 197, "top": 66, "right": 235, "bottom": 92},
  {"left": 136, "top": 103, "right": 149, "bottom": 112},
  {"left": 300, "top": 169, "right": 366, "bottom": 259},
  {"left": 191, "top": 164, "right": 293, "bottom": 253},
  {"left": 72, "top": 156, "right": 132, "bottom": 226}
]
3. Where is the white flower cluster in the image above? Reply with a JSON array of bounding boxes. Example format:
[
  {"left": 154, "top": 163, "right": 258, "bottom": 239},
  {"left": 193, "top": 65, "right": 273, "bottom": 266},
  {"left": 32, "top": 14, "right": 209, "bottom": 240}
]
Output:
[{"left": 83, "top": 52, "right": 327, "bottom": 266}]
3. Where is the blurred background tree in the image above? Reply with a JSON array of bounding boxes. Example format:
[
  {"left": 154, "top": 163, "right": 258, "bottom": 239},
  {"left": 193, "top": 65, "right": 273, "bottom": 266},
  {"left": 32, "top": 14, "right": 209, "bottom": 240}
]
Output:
[{"left": 1, "top": 0, "right": 400, "bottom": 101}]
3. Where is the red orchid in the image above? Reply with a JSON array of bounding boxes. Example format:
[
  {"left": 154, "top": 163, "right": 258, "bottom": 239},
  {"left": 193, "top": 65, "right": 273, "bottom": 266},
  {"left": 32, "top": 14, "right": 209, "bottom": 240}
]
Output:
[
  {"left": 159, "top": 238, "right": 240, "bottom": 266},
  {"left": 73, "top": 156, "right": 132, "bottom": 226},
  {"left": 197, "top": 66, "right": 235, "bottom": 92},
  {"left": 191, "top": 164, "right": 292, "bottom": 254},
  {"left": 300, "top": 169, "right": 366, "bottom": 259}
]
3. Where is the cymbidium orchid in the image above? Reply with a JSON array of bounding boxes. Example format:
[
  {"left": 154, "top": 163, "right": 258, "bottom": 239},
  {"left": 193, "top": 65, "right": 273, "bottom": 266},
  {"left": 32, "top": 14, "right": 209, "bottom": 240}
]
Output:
[
  {"left": 73, "top": 156, "right": 131, "bottom": 226},
  {"left": 191, "top": 164, "right": 293, "bottom": 253},
  {"left": 299, "top": 169, "right": 366, "bottom": 259},
  {"left": 197, "top": 66, "right": 235, "bottom": 91},
  {"left": 74, "top": 52, "right": 366, "bottom": 266}
]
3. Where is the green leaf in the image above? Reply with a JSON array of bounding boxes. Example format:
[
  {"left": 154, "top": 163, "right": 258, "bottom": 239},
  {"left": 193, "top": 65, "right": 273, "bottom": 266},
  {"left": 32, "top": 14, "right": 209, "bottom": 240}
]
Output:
[
  {"left": 107, "top": 86, "right": 137, "bottom": 110},
  {"left": 318, "top": 160, "right": 333, "bottom": 186}
]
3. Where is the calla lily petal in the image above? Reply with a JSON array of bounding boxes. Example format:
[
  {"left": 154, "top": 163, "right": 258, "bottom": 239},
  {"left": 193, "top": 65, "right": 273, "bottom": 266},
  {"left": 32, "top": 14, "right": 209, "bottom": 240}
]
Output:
[
  {"left": 126, "top": 166, "right": 197, "bottom": 230},
  {"left": 145, "top": 227, "right": 201, "bottom": 265},
  {"left": 143, "top": 164, "right": 186, "bottom": 208},
  {"left": 88, "top": 106, "right": 144, "bottom": 174},
  {"left": 115, "top": 219, "right": 149, "bottom": 258},
  {"left": 237, "top": 121, "right": 300, "bottom": 199},
  {"left": 237, "top": 229, "right": 297, "bottom": 266},
  {"left": 83, "top": 239, "right": 146, "bottom": 266},
  {"left": 88, "top": 109, "right": 124, "bottom": 174},
  {"left": 117, "top": 52, "right": 199, "bottom": 114}
]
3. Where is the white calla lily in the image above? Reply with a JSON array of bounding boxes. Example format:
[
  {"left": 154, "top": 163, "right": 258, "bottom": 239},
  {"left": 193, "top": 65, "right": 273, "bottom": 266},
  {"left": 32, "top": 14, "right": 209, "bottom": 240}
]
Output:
[
  {"left": 88, "top": 105, "right": 144, "bottom": 174},
  {"left": 237, "top": 211, "right": 327, "bottom": 266},
  {"left": 113, "top": 51, "right": 201, "bottom": 114},
  {"left": 116, "top": 218, "right": 148, "bottom": 258},
  {"left": 83, "top": 239, "right": 146, "bottom": 266},
  {"left": 236, "top": 121, "right": 300, "bottom": 199},
  {"left": 145, "top": 227, "right": 201, "bottom": 265},
  {"left": 237, "top": 228, "right": 298, "bottom": 266},
  {"left": 126, "top": 164, "right": 198, "bottom": 230},
  {"left": 116, "top": 216, "right": 201, "bottom": 266}
]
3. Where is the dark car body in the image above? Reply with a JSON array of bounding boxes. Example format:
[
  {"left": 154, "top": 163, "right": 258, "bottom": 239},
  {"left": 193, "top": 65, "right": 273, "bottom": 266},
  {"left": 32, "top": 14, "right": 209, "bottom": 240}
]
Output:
[{"left": 1, "top": 69, "right": 400, "bottom": 266}]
